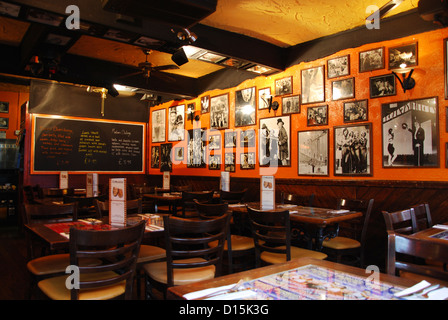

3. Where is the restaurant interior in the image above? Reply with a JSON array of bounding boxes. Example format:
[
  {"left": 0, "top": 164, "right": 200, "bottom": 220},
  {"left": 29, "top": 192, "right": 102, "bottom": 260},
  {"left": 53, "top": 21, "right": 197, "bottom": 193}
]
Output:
[{"left": 1, "top": 0, "right": 448, "bottom": 302}]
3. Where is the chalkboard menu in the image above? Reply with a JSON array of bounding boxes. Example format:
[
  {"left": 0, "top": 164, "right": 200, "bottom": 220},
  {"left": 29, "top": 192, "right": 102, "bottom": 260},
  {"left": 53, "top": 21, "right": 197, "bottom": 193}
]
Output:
[{"left": 31, "top": 115, "right": 145, "bottom": 173}]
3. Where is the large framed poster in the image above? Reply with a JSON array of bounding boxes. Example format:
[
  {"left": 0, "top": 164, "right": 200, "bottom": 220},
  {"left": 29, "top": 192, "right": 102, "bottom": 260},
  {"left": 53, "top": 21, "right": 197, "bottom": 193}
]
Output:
[{"left": 381, "top": 97, "right": 439, "bottom": 168}]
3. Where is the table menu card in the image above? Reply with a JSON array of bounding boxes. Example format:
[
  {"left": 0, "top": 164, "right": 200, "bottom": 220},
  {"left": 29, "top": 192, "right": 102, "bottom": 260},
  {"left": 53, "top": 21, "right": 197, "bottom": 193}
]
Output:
[
  {"left": 260, "top": 176, "right": 275, "bottom": 210},
  {"left": 109, "top": 178, "right": 126, "bottom": 226},
  {"left": 220, "top": 171, "right": 230, "bottom": 191},
  {"left": 86, "top": 173, "right": 98, "bottom": 197},
  {"left": 163, "top": 171, "right": 170, "bottom": 190},
  {"left": 59, "top": 171, "right": 68, "bottom": 189}
]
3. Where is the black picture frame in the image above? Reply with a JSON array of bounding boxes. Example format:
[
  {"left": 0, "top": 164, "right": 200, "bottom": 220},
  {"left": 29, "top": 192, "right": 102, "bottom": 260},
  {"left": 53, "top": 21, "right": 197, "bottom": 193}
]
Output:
[
  {"left": 327, "top": 55, "right": 350, "bottom": 79},
  {"left": 160, "top": 143, "right": 172, "bottom": 172},
  {"left": 201, "top": 95, "right": 210, "bottom": 114},
  {"left": 301, "top": 66, "right": 325, "bottom": 105},
  {"left": 343, "top": 100, "right": 368, "bottom": 123},
  {"left": 381, "top": 97, "right": 439, "bottom": 168},
  {"left": 209, "top": 154, "right": 221, "bottom": 170},
  {"left": 167, "top": 105, "right": 185, "bottom": 141},
  {"left": 151, "top": 109, "right": 165, "bottom": 143},
  {"left": 275, "top": 76, "right": 293, "bottom": 96},
  {"left": 282, "top": 95, "right": 300, "bottom": 115},
  {"left": 332, "top": 77, "right": 355, "bottom": 101},
  {"left": 370, "top": 74, "right": 396, "bottom": 98},
  {"left": 259, "top": 115, "right": 291, "bottom": 167},
  {"left": 334, "top": 123, "right": 372, "bottom": 176},
  {"left": 307, "top": 105, "right": 328, "bottom": 126},
  {"left": 0, "top": 118, "right": 8, "bottom": 129},
  {"left": 150, "top": 146, "right": 160, "bottom": 168},
  {"left": 258, "top": 87, "right": 271, "bottom": 110},
  {"left": 240, "top": 152, "right": 255, "bottom": 170},
  {"left": 187, "top": 128, "right": 207, "bottom": 168},
  {"left": 235, "top": 87, "right": 256, "bottom": 127},
  {"left": 224, "top": 152, "right": 236, "bottom": 172},
  {"left": 388, "top": 42, "right": 418, "bottom": 70},
  {"left": 359, "top": 47, "right": 384, "bottom": 73},
  {"left": 224, "top": 131, "right": 237, "bottom": 148},
  {"left": 240, "top": 129, "right": 255, "bottom": 147},
  {"left": 0, "top": 101, "right": 9, "bottom": 114},
  {"left": 298, "top": 129, "right": 329, "bottom": 176},
  {"left": 210, "top": 93, "right": 229, "bottom": 130}
]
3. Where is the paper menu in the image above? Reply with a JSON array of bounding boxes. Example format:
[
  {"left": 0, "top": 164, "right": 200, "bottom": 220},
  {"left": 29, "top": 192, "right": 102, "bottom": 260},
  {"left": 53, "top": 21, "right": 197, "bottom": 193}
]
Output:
[
  {"left": 109, "top": 178, "right": 126, "bottom": 226},
  {"left": 163, "top": 171, "right": 170, "bottom": 190},
  {"left": 220, "top": 171, "right": 230, "bottom": 192},
  {"left": 59, "top": 171, "right": 68, "bottom": 189},
  {"left": 86, "top": 173, "right": 98, "bottom": 197},
  {"left": 260, "top": 176, "right": 275, "bottom": 209}
]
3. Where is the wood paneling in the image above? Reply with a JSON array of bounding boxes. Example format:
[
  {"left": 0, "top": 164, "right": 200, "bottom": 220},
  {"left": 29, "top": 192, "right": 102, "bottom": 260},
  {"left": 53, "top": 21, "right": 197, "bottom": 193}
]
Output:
[{"left": 156, "top": 175, "right": 448, "bottom": 269}]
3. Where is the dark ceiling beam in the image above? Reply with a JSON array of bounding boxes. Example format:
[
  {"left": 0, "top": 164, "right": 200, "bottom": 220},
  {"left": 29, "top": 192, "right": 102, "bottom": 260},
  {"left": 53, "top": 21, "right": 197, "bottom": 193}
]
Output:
[
  {"left": 285, "top": 9, "right": 440, "bottom": 68},
  {"left": 19, "top": 23, "right": 48, "bottom": 68}
]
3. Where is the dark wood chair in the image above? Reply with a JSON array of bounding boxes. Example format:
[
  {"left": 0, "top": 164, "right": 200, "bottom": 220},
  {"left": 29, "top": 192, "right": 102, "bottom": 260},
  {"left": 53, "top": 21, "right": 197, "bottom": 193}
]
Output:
[
  {"left": 220, "top": 188, "right": 247, "bottom": 204},
  {"left": 94, "top": 198, "right": 143, "bottom": 218},
  {"left": 386, "top": 231, "right": 448, "bottom": 283},
  {"left": 155, "top": 185, "right": 191, "bottom": 214},
  {"left": 63, "top": 195, "right": 107, "bottom": 219},
  {"left": 195, "top": 199, "right": 255, "bottom": 274},
  {"left": 247, "top": 206, "right": 327, "bottom": 268},
  {"left": 321, "top": 198, "right": 374, "bottom": 267},
  {"left": 382, "top": 208, "right": 418, "bottom": 235},
  {"left": 130, "top": 185, "right": 156, "bottom": 212},
  {"left": 280, "top": 192, "right": 315, "bottom": 206},
  {"left": 179, "top": 190, "right": 214, "bottom": 217},
  {"left": 143, "top": 213, "right": 230, "bottom": 299},
  {"left": 37, "top": 221, "right": 146, "bottom": 300},
  {"left": 411, "top": 203, "right": 433, "bottom": 231}
]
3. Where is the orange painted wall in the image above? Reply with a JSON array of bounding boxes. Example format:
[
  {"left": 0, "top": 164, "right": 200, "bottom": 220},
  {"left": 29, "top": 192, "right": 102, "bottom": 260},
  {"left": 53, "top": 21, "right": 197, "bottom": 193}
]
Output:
[
  {"left": 0, "top": 90, "right": 29, "bottom": 139},
  {"left": 152, "top": 28, "right": 448, "bottom": 182}
]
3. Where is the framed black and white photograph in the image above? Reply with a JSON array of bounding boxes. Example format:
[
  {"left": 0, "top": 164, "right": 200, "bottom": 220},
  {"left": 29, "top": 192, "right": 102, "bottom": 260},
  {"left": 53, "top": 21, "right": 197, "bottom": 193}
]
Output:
[
  {"left": 259, "top": 115, "right": 291, "bottom": 167},
  {"left": 327, "top": 55, "right": 350, "bottom": 79},
  {"left": 160, "top": 143, "right": 172, "bottom": 172},
  {"left": 370, "top": 74, "right": 396, "bottom": 98},
  {"left": 209, "top": 154, "right": 221, "bottom": 170},
  {"left": 388, "top": 43, "right": 418, "bottom": 69},
  {"left": 208, "top": 134, "right": 221, "bottom": 150},
  {"left": 344, "top": 100, "right": 368, "bottom": 123},
  {"left": 151, "top": 109, "right": 165, "bottom": 143},
  {"left": 174, "top": 147, "right": 184, "bottom": 161},
  {"left": 334, "top": 123, "right": 372, "bottom": 176},
  {"left": 210, "top": 93, "right": 229, "bottom": 130},
  {"left": 282, "top": 95, "right": 300, "bottom": 114},
  {"left": 301, "top": 66, "right": 325, "bottom": 104},
  {"left": 187, "top": 103, "right": 195, "bottom": 122},
  {"left": 201, "top": 95, "right": 210, "bottom": 114},
  {"left": 224, "top": 131, "right": 237, "bottom": 148},
  {"left": 0, "top": 117, "right": 8, "bottom": 129},
  {"left": 275, "top": 76, "right": 292, "bottom": 96},
  {"left": 224, "top": 152, "right": 235, "bottom": 172},
  {"left": 332, "top": 77, "right": 355, "bottom": 101},
  {"left": 258, "top": 87, "right": 271, "bottom": 110},
  {"left": 307, "top": 105, "right": 328, "bottom": 126},
  {"left": 235, "top": 87, "right": 256, "bottom": 127},
  {"left": 187, "top": 128, "right": 207, "bottom": 168},
  {"left": 0, "top": 101, "right": 9, "bottom": 114},
  {"left": 298, "top": 129, "right": 329, "bottom": 176},
  {"left": 168, "top": 105, "right": 185, "bottom": 141},
  {"left": 240, "top": 152, "right": 256, "bottom": 170},
  {"left": 151, "top": 146, "right": 160, "bottom": 168},
  {"left": 359, "top": 47, "right": 384, "bottom": 73},
  {"left": 240, "top": 129, "right": 255, "bottom": 147},
  {"left": 381, "top": 97, "right": 439, "bottom": 168}
]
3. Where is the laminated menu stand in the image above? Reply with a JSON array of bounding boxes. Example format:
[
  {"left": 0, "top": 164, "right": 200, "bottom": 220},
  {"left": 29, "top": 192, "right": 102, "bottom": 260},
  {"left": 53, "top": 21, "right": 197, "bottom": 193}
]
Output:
[
  {"left": 59, "top": 171, "right": 68, "bottom": 189},
  {"left": 260, "top": 176, "right": 275, "bottom": 210},
  {"left": 86, "top": 173, "right": 98, "bottom": 197},
  {"left": 109, "top": 178, "right": 127, "bottom": 227}
]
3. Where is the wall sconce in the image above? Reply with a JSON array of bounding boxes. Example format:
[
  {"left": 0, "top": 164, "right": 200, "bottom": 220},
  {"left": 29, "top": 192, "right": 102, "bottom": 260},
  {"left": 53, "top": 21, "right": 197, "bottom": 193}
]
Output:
[
  {"left": 392, "top": 64, "right": 415, "bottom": 93},
  {"left": 268, "top": 97, "right": 279, "bottom": 113},
  {"left": 87, "top": 86, "right": 108, "bottom": 117}
]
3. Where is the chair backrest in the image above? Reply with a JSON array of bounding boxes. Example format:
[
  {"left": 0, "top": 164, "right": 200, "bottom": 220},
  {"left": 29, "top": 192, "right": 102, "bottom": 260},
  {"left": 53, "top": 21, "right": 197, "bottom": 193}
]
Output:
[
  {"left": 130, "top": 185, "right": 155, "bottom": 199},
  {"left": 382, "top": 209, "right": 418, "bottom": 235},
  {"left": 68, "top": 220, "right": 145, "bottom": 300},
  {"left": 280, "top": 192, "right": 315, "bottom": 207},
  {"left": 40, "top": 187, "right": 74, "bottom": 198},
  {"left": 220, "top": 189, "right": 247, "bottom": 204},
  {"left": 172, "top": 185, "right": 192, "bottom": 192},
  {"left": 162, "top": 213, "right": 230, "bottom": 287},
  {"left": 64, "top": 195, "right": 107, "bottom": 219},
  {"left": 23, "top": 203, "right": 78, "bottom": 224},
  {"left": 386, "top": 231, "right": 448, "bottom": 282},
  {"left": 181, "top": 191, "right": 214, "bottom": 216},
  {"left": 94, "top": 198, "right": 142, "bottom": 218},
  {"left": 337, "top": 198, "right": 374, "bottom": 243},
  {"left": 411, "top": 203, "right": 433, "bottom": 231},
  {"left": 247, "top": 206, "right": 291, "bottom": 268},
  {"left": 194, "top": 199, "right": 229, "bottom": 219}
]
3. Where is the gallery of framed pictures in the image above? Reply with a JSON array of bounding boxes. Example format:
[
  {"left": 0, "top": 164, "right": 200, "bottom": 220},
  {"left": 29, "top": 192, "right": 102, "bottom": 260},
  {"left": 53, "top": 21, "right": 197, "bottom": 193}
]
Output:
[
  {"left": 334, "top": 123, "right": 372, "bottom": 176},
  {"left": 381, "top": 97, "right": 439, "bottom": 168},
  {"left": 297, "top": 129, "right": 329, "bottom": 176},
  {"left": 259, "top": 115, "right": 291, "bottom": 167}
]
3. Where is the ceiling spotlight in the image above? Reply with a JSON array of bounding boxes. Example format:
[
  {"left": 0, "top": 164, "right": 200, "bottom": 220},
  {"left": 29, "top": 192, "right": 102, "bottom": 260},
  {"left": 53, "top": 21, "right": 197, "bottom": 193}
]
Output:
[{"left": 172, "top": 28, "right": 198, "bottom": 44}]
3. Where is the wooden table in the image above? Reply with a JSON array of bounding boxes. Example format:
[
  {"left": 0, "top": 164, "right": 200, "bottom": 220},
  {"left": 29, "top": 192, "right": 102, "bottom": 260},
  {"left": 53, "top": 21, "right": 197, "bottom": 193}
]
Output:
[
  {"left": 230, "top": 203, "right": 362, "bottom": 251},
  {"left": 409, "top": 222, "right": 448, "bottom": 245},
  {"left": 143, "top": 192, "right": 182, "bottom": 214},
  {"left": 24, "top": 215, "right": 165, "bottom": 253},
  {"left": 167, "top": 257, "right": 434, "bottom": 300}
]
